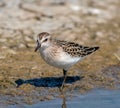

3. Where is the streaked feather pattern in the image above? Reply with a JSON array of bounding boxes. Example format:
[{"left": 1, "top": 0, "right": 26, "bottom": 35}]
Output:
[{"left": 55, "top": 40, "right": 99, "bottom": 57}]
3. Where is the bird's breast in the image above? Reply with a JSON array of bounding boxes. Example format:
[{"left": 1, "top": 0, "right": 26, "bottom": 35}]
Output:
[{"left": 39, "top": 47, "right": 82, "bottom": 69}]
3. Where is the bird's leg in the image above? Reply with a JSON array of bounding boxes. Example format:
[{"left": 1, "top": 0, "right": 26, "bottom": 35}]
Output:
[{"left": 61, "top": 69, "right": 67, "bottom": 89}]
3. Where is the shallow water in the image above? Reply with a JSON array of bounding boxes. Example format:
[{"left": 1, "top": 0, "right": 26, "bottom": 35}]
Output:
[{"left": 5, "top": 89, "right": 120, "bottom": 108}]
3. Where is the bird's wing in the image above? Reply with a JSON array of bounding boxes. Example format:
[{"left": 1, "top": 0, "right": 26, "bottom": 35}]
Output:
[{"left": 56, "top": 40, "right": 99, "bottom": 57}]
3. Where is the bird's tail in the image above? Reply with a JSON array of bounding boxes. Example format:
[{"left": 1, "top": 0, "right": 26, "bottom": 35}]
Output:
[{"left": 84, "top": 46, "right": 99, "bottom": 56}]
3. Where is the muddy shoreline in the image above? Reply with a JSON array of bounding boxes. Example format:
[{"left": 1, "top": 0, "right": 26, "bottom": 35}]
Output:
[
  {"left": 5, "top": 89, "right": 120, "bottom": 108},
  {"left": 0, "top": 0, "right": 120, "bottom": 106}
]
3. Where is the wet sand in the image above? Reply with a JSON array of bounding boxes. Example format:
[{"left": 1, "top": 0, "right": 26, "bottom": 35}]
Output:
[{"left": 4, "top": 89, "right": 120, "bottom": 108}]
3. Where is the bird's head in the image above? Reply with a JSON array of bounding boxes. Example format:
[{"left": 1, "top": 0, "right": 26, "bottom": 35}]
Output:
[{"left": 35, "top": 32, "right": 51, "bottom": 52}]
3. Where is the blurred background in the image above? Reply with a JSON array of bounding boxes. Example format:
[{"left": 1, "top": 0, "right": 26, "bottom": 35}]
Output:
[{"left": 0, "top": 0, "right": 120, "bottom": 106}]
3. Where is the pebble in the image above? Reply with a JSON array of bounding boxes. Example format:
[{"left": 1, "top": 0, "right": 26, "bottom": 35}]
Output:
[{"left": 7, "top": 49, "right": 17, "bottom": 55}]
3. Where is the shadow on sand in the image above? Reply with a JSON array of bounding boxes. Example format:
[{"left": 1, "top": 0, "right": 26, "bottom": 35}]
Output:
[{"left": 15, "top": 76, "right": 82, "bottom": 88}]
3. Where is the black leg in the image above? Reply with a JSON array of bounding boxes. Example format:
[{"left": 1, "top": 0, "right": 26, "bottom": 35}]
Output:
[
  {"left": 61, "top": 69, "right": 67, "bottom": 89},
  {"left": 63, "top": 69, "right": 67, "bottom": 77}
]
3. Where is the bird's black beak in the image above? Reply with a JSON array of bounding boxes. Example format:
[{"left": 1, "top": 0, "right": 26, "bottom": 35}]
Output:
[{"left": 34, "top": 40, "right": 41, "bottom": 52}]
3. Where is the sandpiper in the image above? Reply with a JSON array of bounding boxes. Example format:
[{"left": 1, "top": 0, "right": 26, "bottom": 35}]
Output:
[{"left": 35, "top": 32, "right": 99, "bottom": 88}]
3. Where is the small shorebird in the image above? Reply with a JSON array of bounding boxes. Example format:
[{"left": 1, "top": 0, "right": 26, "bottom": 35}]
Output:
[{"left": 35, "top": 32, "right": 99, "bottom": 88}]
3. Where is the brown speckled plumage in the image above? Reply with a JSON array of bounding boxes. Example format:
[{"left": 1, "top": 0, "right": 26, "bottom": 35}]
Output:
[{"left": 55, "top": 40, "right": 99, "bottom": 57}]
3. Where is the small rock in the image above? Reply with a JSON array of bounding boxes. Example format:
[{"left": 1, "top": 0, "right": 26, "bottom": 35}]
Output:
[
  {"left": 19, "top": 43, "right": 26, "bottom": 48},
  {"left": 95, "top": 31, "right": 104, "bottom": 38},
  {"left": 22, "top": 29, "right": 33, "bottom": 36},
  {"left": 69, "top": 4, "right": 81, "bottom": 11},
  {"left": 7, "top": 49, "right": 17, "bottom": 55}
]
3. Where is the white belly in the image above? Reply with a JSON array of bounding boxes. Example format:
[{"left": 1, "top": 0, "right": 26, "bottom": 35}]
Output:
[{"left": 39, "top": 48, "right": 82, "bottom": 70}]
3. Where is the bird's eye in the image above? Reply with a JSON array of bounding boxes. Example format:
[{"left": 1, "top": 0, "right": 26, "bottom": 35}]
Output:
[{"left": 44, "top": 38, "right": 48, "bottom": 42}]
